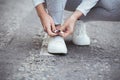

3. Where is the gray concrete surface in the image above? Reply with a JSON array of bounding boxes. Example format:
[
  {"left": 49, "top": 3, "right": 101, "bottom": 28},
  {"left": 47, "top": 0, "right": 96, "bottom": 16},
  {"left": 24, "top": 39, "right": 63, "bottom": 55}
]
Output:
[{"left": 0, "top": 0, "right": 120, "bottom": 80}]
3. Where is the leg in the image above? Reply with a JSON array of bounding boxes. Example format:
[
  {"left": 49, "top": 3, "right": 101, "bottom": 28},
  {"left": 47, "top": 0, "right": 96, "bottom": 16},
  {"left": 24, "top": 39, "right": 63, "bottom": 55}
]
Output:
[
  {"left": 65, "top": 0, "right": 82, "bottom": 12},
  {"left": 65, "top": 0, "right": 90, "bottom": 45},
  {"left": 46, "top": 0, "right": 67, "bottom": 25},
  {"left": 45, "top": 0, "right": 68, "bottom": 54},
  {"left": 65, "top": 0, "right": 120, "bottom": 45}
]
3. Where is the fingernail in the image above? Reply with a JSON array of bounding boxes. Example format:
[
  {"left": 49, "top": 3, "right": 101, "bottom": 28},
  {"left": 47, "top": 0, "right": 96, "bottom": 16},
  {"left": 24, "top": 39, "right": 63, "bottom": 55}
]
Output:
[
  {"left": 54, "top": 30, "right": 60, "bottom": 33},
  {"left": 60, "top": 31, "right": 64, "bottom": 34}
]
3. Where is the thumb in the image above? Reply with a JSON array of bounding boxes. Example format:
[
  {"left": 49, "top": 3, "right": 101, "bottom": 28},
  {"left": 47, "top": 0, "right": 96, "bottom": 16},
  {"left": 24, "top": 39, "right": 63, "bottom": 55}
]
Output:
[
  {"left": 51, "top": 22, "right": 56, "bottom": 32},
  {"left": 59, "top": 24, "right": 66, "bottom": 31},
  {"left": 58, "top": 24, "right": 66, "bottom": 37}
]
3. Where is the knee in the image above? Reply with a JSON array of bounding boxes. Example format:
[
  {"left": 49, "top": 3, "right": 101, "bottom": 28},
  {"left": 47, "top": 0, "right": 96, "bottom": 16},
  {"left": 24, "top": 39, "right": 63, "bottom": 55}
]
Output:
[{"left": 96, "top": 0, "right": 120, "bottom": 11}]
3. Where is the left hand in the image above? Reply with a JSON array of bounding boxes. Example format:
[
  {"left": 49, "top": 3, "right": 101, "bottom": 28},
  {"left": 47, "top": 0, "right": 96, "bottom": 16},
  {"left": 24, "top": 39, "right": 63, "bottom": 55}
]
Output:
[
  {"left": 59, "top": 10, "right": 83, "bottom": 38},
  {"left": 59, "top": 16, "right": 76, "bottom": 38}
]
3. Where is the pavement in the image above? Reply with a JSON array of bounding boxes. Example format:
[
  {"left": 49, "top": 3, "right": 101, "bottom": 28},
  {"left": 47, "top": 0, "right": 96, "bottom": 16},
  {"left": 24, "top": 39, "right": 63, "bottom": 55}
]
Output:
[{"left": 0, "top": 0, "right": 120, "bottom": 80}]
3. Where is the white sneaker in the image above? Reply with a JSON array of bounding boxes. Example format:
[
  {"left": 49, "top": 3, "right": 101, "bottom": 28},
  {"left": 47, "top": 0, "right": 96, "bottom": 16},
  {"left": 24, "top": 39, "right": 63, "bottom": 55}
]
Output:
[
  {"left": 48, "top": 36, "right": 67, "bottom": 54},
  {"left": 72, "top": 21, "right": 90, "bottom": 46}
]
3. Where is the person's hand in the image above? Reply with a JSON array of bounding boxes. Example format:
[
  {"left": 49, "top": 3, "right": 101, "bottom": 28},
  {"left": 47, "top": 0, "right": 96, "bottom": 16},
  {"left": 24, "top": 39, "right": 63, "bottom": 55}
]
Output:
[
  {"left": 40, "top": 13, "right": 57, "bottom": 37},
  {"left": 59, "top": 16, "right": 76, "bottom": 38},
  {"left": 36, "top": 4, "right": 57, "bottom": 37},
  {"left": 59, "top": 10, "right": 83, "bottom": 38}
]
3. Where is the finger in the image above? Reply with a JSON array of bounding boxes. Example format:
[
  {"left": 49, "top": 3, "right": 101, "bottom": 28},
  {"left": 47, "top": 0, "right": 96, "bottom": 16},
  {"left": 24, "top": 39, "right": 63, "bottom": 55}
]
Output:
[
  {"left": 43, "top": 27, "right": 47, "bottom": 32},
  {"left": 60, "top": 23, "right": 68, "bottom": 32},
  {"left": 59, "top": 31, "right": 65, "bottom": 37},
  {"left": 64, "top": 32, "right": 70, "bottom": 38},
  {"left": 55, "top": 25, "right": 61, "bottom": 29},
  {"left": 59, "top": 25, "right": 65, "bottom": 31},
  {"left": 58, "top": 25, "right": 67, "bottom": 37},
  {"left": 59, "top": 32, "right": 69, "bottom": 38},
  {"left": 47, "top": 26, "right": 57, "bottom": 37},
  {"left": 60, "top": 30, "right": 72, "bottom": 38},
  {"left": 51, "top": 22, "right": 56, "bottom": 33}
]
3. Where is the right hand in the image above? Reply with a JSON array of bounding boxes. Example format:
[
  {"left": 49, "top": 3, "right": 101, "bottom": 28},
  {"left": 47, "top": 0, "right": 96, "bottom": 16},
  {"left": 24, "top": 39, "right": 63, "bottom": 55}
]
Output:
[{"left": 40, "top": 13, "right": 57, "bottom": 37}]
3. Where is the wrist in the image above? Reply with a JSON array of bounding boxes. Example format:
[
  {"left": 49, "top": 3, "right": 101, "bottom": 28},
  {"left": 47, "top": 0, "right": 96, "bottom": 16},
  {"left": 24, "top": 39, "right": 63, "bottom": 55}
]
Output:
[{"left": 72, "top": 10, "right": 83, "bottom": 20}]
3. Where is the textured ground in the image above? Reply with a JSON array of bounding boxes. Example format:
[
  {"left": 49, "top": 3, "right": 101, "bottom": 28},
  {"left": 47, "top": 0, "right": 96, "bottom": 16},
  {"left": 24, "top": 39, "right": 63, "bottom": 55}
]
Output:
[{"left": 0, "top": 0, "right": 120, "bottom": 80}]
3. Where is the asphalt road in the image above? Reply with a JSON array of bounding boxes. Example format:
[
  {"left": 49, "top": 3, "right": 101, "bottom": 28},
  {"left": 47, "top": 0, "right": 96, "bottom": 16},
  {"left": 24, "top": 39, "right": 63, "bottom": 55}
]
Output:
[{"left": 0, "top": 0, "right": 120, "bottom": 80}]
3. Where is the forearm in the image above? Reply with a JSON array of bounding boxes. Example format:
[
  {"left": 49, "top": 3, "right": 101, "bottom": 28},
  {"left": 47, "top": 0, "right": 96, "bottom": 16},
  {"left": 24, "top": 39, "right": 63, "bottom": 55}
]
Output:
[
  {"left": 35, "top": 3, "right": 47, "bottom": 20},
  {"left": 71, "top": 10, "right": 83, "bottom": 21},
  {"left": 33, "top": 0, "right": 47, "bottom": 19},
  {"left": 70, "top": 0, "right": 99, "bottom": 21}
]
